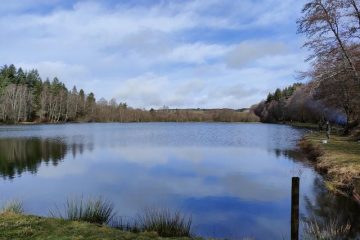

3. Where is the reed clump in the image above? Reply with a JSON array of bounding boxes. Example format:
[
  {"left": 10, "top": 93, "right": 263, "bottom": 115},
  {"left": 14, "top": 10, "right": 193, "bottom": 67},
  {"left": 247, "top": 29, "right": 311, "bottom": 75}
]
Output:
[
  {"left": 50, "top": 196, "right": 115, "bottom": 225},
  {"left": 111, "top": 208, "right": 192, "bottom": 238},
  {"left": 5, "top": 196, "right": 193, "bottom": 238},
  {"left": 137, "top": 208, "right": 192, "bottom": 238},
  {"left": 1, "top": 200, "right": 24, "bottom": 214}
]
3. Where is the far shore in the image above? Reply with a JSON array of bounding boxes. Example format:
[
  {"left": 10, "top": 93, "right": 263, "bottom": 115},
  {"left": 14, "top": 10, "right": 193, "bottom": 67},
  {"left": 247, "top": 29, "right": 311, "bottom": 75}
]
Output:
[{"left": 0, "top": 120, "right": 262, "bottom": 126}]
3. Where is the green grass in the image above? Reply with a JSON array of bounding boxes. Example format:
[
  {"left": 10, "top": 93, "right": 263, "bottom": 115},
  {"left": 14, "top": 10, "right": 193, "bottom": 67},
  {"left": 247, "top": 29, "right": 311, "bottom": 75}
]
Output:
[
  {"left": 50, "top": 197, "right": 115, "bottom": 225},
  {"left": 0, "top": 212, "right": 196, "bottom": 240}
]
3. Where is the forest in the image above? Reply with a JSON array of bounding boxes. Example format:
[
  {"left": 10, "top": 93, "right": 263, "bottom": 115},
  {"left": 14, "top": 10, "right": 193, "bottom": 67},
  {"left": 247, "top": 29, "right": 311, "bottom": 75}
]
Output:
[
  {"left": 254, "top": 0, "right": 360, "bottom": 133},
  {"left": 0, "top": 64, "right": 259, "bottom": 123}
]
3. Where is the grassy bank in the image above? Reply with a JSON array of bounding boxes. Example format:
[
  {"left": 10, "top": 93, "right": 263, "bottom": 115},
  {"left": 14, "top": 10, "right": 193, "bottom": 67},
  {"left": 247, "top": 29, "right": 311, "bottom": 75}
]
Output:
[
  {"left": 0, "top": 198, "right": 194, "bottom": 240},
  {"left": 299, "top": 131, "right": 360, "bottom": 197},
  {"left": 0, "top": 212, "right": 195, "bottom": 240}
]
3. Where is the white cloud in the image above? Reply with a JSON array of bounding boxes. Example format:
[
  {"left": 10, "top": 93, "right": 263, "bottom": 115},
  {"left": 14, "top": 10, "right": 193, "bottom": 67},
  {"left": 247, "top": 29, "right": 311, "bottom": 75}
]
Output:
[
  {"left": 0, "top": 0, "right": 308, "bottom": 108},
  {"left": 225, "top": 41, "right": 287, "bottom": 69},
  {"left": 116, "top": 74, "right": 206, "bottom": 108},
  {"left": 168, "top": 43, "right": 230, "bottom": 64},
  {"left": 37, "top": 159, "right": 87, "bottom": 178},
  {"left": 17, "top": 61, "right": 87, "bottom": 79},
  {"left": 116, "top": 73, "right": 167, "bottom": 106}
]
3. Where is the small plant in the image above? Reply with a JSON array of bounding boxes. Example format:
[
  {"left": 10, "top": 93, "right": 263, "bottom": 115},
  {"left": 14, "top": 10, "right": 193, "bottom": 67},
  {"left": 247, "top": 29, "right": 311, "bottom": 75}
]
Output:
[
  {"left": 302, "top": 218, "right": 351, "bottom": 240},
  {"left": 50, "top": 196, "right": 115, "bottom": 225},
  {"left": 137, "top": 208, "right": 192, "bottom": 238},
  {"left": 1, "top": 200, "right": 24, "bottom": 214}
]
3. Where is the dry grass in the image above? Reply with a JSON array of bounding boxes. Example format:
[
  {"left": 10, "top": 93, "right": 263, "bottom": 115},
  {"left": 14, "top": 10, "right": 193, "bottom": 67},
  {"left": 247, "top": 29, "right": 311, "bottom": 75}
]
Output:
[
  {"left": 302, "top": 218, "right": 351, "bottom": 240},
  {"left": 301, "top": 132, "right": 360, "bottom": 195}
]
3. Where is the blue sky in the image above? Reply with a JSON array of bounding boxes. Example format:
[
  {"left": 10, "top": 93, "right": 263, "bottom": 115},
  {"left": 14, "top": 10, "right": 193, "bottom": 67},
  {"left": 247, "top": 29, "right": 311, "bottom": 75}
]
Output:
[{"left": 0, "top": 0, "right": 308, "bottom": 109}]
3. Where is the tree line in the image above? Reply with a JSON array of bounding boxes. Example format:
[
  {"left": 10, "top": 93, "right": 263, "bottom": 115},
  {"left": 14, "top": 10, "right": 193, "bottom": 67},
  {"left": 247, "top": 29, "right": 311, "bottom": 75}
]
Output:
[
  {"left": 0, "top": 64, "right": 259, "bottom": 124},
  {"left": 254, "top": 0, "right": 360, "bottom": 132},
  {"left": 253, "top": 83, "right": 346, "bottom": 124},
  {"left": 0, "top": 64, "right": 96, "bottom": 123}
]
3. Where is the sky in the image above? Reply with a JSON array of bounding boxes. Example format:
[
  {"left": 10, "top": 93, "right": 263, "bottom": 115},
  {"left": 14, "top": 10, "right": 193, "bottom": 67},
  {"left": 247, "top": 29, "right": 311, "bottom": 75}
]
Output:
[{"left": 0, "top": 0, "right": 309, "bottom": 109}]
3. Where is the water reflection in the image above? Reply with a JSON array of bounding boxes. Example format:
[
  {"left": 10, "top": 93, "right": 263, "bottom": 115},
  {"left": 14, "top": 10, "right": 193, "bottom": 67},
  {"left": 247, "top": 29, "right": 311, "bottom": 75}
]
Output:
[
  {"left": 0, "top": 138, "right": 88, "bottom": 179},
  {"left": 0, "top": 138, "right": 66, "bottom": 179},
  {"left": 303, "top": 177, "right": 360, "bottom": 239},
  {"left": 274, "top": 148, "right": 306, "bottom": 161},
  {"left": 0, "top": 123, "right": 359, "bottom": 239}
]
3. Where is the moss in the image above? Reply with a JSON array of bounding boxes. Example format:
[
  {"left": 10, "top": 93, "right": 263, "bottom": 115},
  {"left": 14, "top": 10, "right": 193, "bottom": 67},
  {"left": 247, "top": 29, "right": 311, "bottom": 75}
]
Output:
[{"left": 0, "top": 212, "right": 198, "bottom": 240}]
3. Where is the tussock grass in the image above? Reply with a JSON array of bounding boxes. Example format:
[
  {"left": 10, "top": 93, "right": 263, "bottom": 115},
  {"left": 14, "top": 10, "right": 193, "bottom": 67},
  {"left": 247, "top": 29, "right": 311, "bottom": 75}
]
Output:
[
  {"left": 137, "top": 208, "right": 192, "bottom": 238},
  {"left": 51, "top": 197, "right": 192, "bottom": 238},
  {"left": 111, "top": 208, "right": 193, "bottom": 237},
  {"left": 1, "top": 200, "right": 24, "bottom": 214},
  {"left": 50, "top": 196, "right": 115, "bottom": 225}
]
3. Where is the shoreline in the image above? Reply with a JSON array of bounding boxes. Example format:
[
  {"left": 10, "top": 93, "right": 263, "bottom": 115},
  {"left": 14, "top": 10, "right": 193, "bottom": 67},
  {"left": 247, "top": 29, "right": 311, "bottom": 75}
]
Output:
[
  {"left": 0, "top": 212, "right": 194, "bottom": 240},
  {"left": 298, "top": 131, "right": 360, "bottom": 203}
]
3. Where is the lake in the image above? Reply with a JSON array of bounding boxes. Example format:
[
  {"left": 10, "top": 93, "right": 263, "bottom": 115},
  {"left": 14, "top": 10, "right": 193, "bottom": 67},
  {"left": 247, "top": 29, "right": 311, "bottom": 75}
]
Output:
[{"left": 0, "top": 123, "right": 359, "bottom": 239}]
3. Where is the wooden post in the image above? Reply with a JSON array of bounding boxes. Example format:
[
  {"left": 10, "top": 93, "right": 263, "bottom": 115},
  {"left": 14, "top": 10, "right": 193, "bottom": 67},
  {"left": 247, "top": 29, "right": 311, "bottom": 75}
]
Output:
[
  {"left": 353, "top": 177, "right": 360, "bottom": 202},
  {"left": 291, "top": 177, "right": 300, "bottom": 240}
]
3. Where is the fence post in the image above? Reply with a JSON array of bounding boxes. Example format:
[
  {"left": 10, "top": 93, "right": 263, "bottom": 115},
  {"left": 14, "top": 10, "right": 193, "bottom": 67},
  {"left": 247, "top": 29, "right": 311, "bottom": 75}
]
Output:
[
  {"left": 353, "top": 177, "right": 360, "bottom": 202},
  {"left": 291, "top": 177, "right": 300, "bottom": 240}
]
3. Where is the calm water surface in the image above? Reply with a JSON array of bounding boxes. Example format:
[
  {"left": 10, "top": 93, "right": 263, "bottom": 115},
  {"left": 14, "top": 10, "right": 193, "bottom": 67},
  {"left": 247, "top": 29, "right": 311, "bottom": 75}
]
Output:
[{"left": 0, "top": 123, "right": 359, "bottom": 239}]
